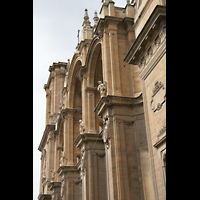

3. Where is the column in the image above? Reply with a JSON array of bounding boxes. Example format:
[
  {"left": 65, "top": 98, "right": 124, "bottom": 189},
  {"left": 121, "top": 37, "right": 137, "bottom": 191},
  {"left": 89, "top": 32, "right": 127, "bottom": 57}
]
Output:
[
  {"left": 63, "top": 108, "right": 76, "bottom": 166},
  {"left": 101, "top": 25, "right": 112, "bottom": 95},
  {"left": 54, "top": 132, "right": 60, "bottom": 182},
  {"left": 44, "top": 85, "right": 50, "bottom": 126},
  {"left": 50, "top": 76, "right": 54, "bottom": 123},
  {"left": 82, "top": 76, "right": 89, "bottom": 133},
  {"left": 108, "top": 23, "right": 122, "bottom": 96},
  {"left": 39, "top": 152, "right": 44, "bottom": 195},
  {"left": 54, "top": 68, "right": 60, "bottom": 121},
  {"left": 85, "top": 86, "right": 97, "bottom": 134}
]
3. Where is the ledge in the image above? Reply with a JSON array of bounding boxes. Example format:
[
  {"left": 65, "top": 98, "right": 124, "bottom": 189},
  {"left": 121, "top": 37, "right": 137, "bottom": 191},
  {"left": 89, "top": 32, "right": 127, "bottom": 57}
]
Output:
[
  {"left": 94, "top": 94, "right": 143, "bottom": 116},
  {"left": 57, "top": 165, "right": 78, "bottom": 176},
  {"left": 74, "top": 133, "right": 102, "bottom": 149}
]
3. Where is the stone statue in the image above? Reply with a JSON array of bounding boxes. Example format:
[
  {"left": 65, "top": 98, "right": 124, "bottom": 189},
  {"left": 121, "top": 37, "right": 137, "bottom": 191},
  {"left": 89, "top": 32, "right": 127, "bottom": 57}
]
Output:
[
  {"left": 50, "top": 169, "right": 55, "bottom": 182},
  {"left": 97, "top": 81, "right": 107, "bottom": 97},
  {"left": 79, "top": 119, "right": 85, "bottom": 134},
  {"left": 60, "top": 151, "right": 65, "bottom": 166}
]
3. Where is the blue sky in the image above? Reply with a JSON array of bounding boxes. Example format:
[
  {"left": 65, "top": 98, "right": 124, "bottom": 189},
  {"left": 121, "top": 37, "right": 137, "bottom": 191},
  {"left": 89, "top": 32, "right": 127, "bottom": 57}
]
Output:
[{"left": 33, "top": 0, "right": 128, "bottom": 199}]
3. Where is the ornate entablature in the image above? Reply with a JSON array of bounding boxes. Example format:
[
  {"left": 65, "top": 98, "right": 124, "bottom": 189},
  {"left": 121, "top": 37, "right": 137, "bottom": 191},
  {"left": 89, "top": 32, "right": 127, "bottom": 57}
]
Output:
[{"left": 124, "top": 5, "right": 166, "bottom": 80}]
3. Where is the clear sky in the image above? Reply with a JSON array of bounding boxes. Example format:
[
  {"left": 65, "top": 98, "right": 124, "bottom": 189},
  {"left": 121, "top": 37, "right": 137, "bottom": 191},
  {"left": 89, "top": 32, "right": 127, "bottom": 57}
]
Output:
[{"left": 33, "top": 0, "right": 128, "bottom": 199}]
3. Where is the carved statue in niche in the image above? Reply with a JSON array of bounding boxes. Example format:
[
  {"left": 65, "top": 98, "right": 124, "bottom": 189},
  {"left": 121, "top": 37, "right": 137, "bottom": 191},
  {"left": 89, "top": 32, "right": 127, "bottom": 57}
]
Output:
[
  {"left": 97, "top": 81, "right": 107, "bottom": 98},
  {"left": 79, "top": 119, "right": 85, "bottom": 134}
]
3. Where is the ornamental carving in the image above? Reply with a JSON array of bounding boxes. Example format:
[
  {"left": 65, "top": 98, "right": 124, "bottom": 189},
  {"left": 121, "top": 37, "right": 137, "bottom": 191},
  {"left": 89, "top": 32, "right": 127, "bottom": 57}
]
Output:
[
  {"left": 150, "top": 81, "right": 166, "bottom": 112},
  {"left": 102, "top": 115, "right": 111, "bottom": 149}
]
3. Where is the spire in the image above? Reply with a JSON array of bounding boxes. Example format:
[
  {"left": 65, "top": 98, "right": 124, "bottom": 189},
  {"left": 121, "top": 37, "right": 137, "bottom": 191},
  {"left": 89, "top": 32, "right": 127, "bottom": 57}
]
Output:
[
  {"left": 127, "top": 0, "right": 131, "bottom": 4},
  {"left": 82, "top": 9, "right": 91, "bottom": 28},
  {"left": 93, "top": 11, "right": 99, "bottom": 27}
]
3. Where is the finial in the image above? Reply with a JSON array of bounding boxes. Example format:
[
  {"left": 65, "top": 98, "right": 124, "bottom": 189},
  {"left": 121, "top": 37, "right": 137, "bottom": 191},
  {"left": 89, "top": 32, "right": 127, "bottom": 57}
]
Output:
[
  {"left": 127, "top": 0, "right": 130, "bottom": 4},
  {"left": 84, "top": 9, "right": 89, "bottom": 21},
  {"left": 93, "top": 11, "right": 99, "bottom": 27},
  {"left": 83, "top": 9, "right": 91, "bottom": 28}
]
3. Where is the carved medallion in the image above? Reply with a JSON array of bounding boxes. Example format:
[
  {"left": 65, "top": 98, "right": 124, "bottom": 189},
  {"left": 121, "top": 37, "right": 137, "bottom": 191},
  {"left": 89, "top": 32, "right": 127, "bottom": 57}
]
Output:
[{"left": 150, "top": 81, "right": 166, "bottom": 112}]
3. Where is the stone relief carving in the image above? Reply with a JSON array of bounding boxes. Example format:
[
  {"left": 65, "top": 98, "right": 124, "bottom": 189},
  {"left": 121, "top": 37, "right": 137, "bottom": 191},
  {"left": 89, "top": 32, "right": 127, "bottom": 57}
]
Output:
[
  {"left": 79, "top": 119, "right": 85, "bottom": 134},
  {"left": 97, "top": 81, "right": 107, "bottom": 98},
  {"left": 102, "top": 115, "right": 111, "bottom": 149},
  {"left": 150, "top": 81, "right": 166, "bottom": 112},
  {"left": 61, "top": 175, "right": 65, "bottom": 200}
]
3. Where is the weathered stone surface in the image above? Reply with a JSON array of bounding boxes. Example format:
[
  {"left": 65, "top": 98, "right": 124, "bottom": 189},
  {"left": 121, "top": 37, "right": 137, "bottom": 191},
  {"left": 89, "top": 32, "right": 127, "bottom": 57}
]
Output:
[{"left": 38, "top": 1, "right": 166, "bottom": 200}]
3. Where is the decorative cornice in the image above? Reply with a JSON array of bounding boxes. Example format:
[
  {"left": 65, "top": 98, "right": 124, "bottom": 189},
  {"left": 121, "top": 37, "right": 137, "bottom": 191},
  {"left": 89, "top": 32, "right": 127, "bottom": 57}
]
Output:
[{"left": 38, "top": 124, "right": 55, "bottom": 151}]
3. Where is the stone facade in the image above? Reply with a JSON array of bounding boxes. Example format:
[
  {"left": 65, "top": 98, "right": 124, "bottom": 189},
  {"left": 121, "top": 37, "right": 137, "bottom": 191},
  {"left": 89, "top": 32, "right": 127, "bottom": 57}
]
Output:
[{"left": 38, "top": 1, "right": 166, "bottom": 200}]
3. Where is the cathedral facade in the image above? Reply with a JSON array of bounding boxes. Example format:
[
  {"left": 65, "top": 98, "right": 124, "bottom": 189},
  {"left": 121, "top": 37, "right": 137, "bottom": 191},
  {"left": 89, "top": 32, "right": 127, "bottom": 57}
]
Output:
[{"left": 38, "top": 1, "right": 166, "bottom": 200}]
